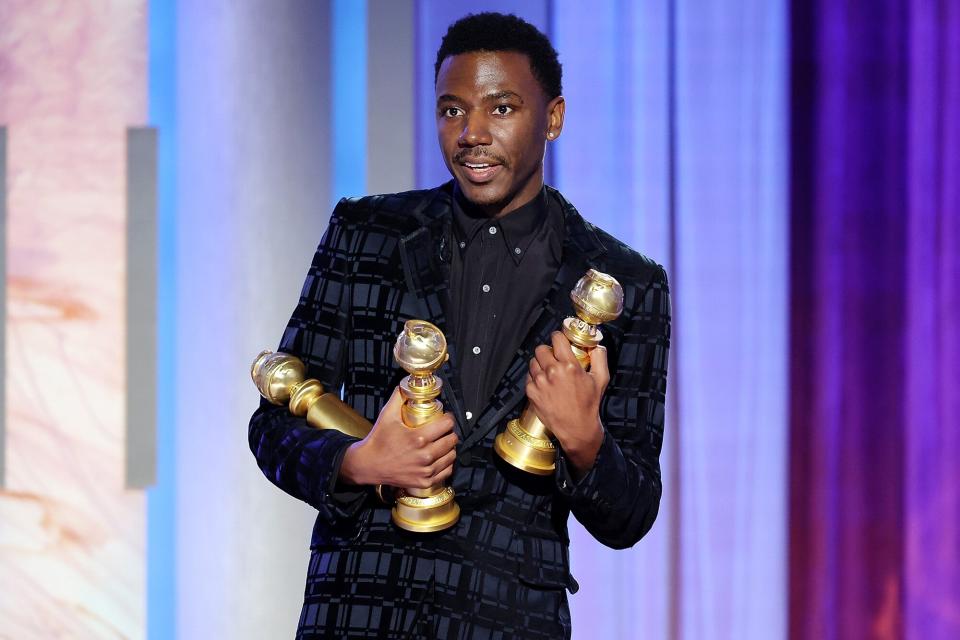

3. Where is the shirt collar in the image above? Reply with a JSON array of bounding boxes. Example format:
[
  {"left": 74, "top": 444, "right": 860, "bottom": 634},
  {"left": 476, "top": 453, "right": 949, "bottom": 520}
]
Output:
[{"left": 452, "top": 184, "right": 549, "bottom": 265}]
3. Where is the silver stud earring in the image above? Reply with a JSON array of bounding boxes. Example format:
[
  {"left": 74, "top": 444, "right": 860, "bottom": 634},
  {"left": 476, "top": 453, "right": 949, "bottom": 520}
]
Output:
[{"left": 547, "top": 132, "right": 555, "bottom": 139}]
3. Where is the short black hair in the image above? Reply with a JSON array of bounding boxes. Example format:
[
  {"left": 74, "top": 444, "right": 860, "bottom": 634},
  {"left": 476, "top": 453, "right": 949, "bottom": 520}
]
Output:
[{"left": 434, "top": 12, "right": 563, "bottom": 99}]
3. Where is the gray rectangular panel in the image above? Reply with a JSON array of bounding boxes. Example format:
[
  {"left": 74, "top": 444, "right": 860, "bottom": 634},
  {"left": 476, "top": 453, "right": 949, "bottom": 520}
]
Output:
[
  {"left": 367, "top": 0, "right": 415, "bottom": 193},
  {"left": 126, "top": 127, "right": 157, "bottom": 489},
  {"left": 0, "top": 127, "right": 6, "bottom": 488}
]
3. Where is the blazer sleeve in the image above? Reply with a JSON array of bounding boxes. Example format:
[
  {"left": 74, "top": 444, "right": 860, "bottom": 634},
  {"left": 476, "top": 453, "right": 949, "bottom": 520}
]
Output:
[
  {"left": 248, "top": 201, "right": 368, "bottom": 524},
  {"left": 554, "top": 263, "right": 670, "bottom": 549}
]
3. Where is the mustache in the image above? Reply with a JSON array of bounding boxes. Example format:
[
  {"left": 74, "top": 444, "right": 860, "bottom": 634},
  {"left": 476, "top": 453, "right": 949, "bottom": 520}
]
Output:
[{"left": 453, "top": 149, "right": 507, "bottom": 166}]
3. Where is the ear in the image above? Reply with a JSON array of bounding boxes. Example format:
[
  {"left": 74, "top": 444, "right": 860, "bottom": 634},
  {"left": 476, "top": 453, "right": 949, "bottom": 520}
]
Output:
[{"left": 546, "top": 95, "right": 565, "bottom": 140}]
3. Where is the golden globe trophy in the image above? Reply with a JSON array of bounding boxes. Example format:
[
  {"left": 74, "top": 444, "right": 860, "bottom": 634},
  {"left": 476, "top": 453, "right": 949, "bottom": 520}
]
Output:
[
  {"left": 493, "top": 269, "right": 624, "bottom": 475},
  {"left": 251, "top": 350, "right": 372, "bottom": 439},
  {"left": 389, "top": 319, "right": 461, "bottom": 533}
]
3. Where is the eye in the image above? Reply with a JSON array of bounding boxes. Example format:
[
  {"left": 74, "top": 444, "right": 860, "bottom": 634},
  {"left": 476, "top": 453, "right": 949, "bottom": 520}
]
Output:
[
  {"left": 441, "top": 106, "right": 463, "bottom": 118},
  {"left": 493, "top": 104, "right": 514, "bottom": 116}
]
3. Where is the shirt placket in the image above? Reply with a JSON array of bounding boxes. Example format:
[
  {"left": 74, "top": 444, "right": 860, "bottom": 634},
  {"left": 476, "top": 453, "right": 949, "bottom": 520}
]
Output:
[{"left": 464, "top": 223, "right": 500, "bottom": 423}]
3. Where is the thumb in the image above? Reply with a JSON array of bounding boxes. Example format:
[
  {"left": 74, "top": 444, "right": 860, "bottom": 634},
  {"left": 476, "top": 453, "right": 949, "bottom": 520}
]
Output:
[
  {"left": 376, "top": 386, "right": 404, "bottom": 425},
  {"left": 386, "top": 385, "right": 404, "bottom": 406},
  {"left": 589, "top": 345, "right": 610, "bottom": 390}
]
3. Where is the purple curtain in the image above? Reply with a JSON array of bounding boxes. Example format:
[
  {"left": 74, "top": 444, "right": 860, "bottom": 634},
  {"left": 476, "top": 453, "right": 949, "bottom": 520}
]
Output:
[
  {"left": 904, "top": 2, "right": 960, "bottom": 638},
  {"left": 789, "top": 1, "right": 960, "bottom": 639}
]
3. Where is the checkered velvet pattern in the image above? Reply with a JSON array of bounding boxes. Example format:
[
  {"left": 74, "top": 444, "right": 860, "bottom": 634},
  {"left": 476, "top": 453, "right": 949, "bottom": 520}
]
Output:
[{"left": 248, "top": 183, "right": 671, "bottom": 639}]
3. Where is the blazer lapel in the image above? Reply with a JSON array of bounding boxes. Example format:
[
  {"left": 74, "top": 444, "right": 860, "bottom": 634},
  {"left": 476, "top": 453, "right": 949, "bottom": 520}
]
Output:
[
  {"left": 397, "top": 184, "right": 469, "bottom": 437},
  {"left": 460, "top": 188, "right": 608, "bottom": 451}
]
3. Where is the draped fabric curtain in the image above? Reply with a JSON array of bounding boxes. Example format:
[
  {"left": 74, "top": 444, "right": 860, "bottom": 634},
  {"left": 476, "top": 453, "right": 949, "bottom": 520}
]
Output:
[
  {"left": 552, "top": 1, "right": 789, "bottom": 638},
  {"left": 789, "top": 2, "right": 960, "bottom": 639},
  {"left": 904, "top": 5, "right": 960, "bottom": 638},
  {"left": 551, "top": 5, "right": 676, "bottom": 636}
]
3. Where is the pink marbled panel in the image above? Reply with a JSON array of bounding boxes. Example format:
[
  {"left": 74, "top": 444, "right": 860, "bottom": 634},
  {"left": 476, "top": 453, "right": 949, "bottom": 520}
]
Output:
[{"left": 0, "top": 1, "right": 148, "bottom": 638}]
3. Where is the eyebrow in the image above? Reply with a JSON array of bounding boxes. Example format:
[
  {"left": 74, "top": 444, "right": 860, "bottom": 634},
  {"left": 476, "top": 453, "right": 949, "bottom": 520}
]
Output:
[
  {"left": 436, "top": 91, "right": 525, "bottom": 106},
  {"left": 437, "top": 94, "right": 463, "bottom": 105},
  {"left": 486, "top": 91, "right": 524, "bottom": 104}
]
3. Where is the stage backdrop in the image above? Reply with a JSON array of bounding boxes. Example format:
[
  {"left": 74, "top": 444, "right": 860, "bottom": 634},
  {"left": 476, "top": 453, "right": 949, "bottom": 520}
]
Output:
[{"left": 0, "top": 1, "right": 956, "bottom": 639}]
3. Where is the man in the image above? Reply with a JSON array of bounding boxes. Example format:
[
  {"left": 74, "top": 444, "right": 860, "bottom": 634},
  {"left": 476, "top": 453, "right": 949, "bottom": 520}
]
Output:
[{"left": 249, "top": 12, "right": 670, "bottom": 639}]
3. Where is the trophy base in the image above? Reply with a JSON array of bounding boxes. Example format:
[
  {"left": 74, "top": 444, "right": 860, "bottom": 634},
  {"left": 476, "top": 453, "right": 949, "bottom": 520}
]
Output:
[
  {"left": 392, "top": 485, "right": 460, "bottom": 533},
  {"left": 493, "top": 419, "right": 556, "bottom": 475}
]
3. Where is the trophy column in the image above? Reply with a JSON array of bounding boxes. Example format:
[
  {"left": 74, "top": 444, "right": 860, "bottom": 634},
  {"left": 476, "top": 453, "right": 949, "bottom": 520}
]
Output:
[
  {"left": 494, "top": 269, "right": 624, "bottom": 475},
  {"left": 251, "top": 350, "right": 372, "bottom": 438},
  {"left": 390, "top": 320, "right": 461, "bottom": 533}
]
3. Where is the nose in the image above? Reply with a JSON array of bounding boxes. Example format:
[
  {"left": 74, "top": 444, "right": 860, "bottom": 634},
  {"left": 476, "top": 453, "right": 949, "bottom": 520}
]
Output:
[{"left": 458, "top": 113, "right": 492, "bottom": 147}]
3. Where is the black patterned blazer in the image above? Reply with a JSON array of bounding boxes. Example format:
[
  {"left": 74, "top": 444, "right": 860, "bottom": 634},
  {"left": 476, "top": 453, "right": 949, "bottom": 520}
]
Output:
[{"left": 249, "top": 182, "right": 670, "bottom": 639}]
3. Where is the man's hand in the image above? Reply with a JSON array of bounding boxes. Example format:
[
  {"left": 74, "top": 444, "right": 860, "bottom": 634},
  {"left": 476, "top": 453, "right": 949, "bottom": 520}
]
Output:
[
  {"left": 339, "top": 387, "right": 458, "bottom": 489},
  {"left": 526, "top": 331, "right": 610, "bottom": 478}
]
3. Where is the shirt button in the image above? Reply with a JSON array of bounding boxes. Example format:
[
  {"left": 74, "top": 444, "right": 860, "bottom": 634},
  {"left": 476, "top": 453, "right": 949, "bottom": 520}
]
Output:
[
  {"left": 465, "top": 411, "right": 473, "bottom": 420},
  {"left": 482, "top": 284, "right": 491, "bottom": 293},
  {"left": 472, "top": 346, "right": 481, "bottom": 355},
  {"left": 459, "top": 241, "right": 466, "bottom": 249},
  {"left": 514, "top": 247, "right": 521, "bottom": 255},
  {"left": 488, "top": 226, "right": 497, "bottom": 235}
]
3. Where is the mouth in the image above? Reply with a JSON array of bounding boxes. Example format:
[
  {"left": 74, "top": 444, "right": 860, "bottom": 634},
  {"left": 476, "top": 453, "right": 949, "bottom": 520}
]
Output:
[{"left": 458, "top": 161, "right": 503, "bottom": 183}]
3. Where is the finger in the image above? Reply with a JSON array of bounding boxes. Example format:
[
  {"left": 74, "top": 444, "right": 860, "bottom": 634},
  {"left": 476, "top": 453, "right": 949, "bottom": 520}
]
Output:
[
  {"left": 528, "top": 357, "right": 544, "bottom": 379},
  {"left": 525, "top": 374, "right": 543, "bottom": 403},
  {"left": 418, "top": 411, "right": 456, "bottom": 440},
  {"left": 414, "top": 433, "right": 455, "bottom": 469},
  {"left": 430, "top": 463, "right": 455, "bottom": 485},
  {"left": 534, "top": 343, "right": 556, "bottom": 369},
  {"left": 427, "top": 448, "right": 457, "bottom": 476},
  {"left": 425, "top": 432, "right": 459, "bottom": 460},
  {"left": 385, "top": 385, "right": 404, "bottom": 408},
  {"left": 589, "top": 345, "right": 611, "bottom": 389},
  {"left": 550, "top": 331, "right": 578, "bottom": 364}
]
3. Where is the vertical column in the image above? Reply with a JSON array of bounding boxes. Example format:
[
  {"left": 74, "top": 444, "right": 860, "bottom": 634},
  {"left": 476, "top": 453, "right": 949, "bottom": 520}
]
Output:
[
  {"left": 175, "top": 2, "right": 333, "bottom": 637},
  {"left": 146, "top": 1, "right": 177, "bottom": 636},
  {"left": 332, "top": 0, "right": 368, "bottom": 202},
  {"left": 126, "top": 127, "right": 158, "bottom": 489},
  {"left": 367, "top": 0, "right": 415, "bottom": 193}
]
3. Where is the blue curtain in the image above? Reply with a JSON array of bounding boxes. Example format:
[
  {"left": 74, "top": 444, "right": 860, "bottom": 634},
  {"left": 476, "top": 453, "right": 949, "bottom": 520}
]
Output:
[{"left": 551, "top": 1, "right": 789, "bottom": 638}]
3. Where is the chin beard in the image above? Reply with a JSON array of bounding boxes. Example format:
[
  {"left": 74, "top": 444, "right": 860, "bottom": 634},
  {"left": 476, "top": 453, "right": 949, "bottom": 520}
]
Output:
[
  {"left": 453, "top": 177, "right": 507, "bottom": 208},
  {"left": 460, "top": 186, "right": 508, "bottom": 208}
]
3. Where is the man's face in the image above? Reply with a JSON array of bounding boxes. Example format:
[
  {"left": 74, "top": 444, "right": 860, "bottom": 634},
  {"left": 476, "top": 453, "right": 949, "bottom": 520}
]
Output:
[{"left": 435, "top": 51, "right": 564, "bottom": 217}]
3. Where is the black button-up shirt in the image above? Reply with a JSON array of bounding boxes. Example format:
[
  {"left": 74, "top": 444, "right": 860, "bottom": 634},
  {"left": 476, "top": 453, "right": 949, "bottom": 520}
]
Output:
[{"left": 447, "top": 184, "right": 564, "bottom": 428}]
